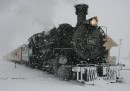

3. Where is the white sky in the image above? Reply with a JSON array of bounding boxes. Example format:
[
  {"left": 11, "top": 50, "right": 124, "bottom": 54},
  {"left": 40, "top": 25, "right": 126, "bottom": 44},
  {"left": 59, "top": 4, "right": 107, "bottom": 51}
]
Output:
[{"left": 0, "top": 0, "right": 130, "bottom": 59}]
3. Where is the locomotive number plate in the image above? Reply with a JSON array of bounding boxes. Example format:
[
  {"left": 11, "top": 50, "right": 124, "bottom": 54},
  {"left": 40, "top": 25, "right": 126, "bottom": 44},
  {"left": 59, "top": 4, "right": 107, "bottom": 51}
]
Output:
[{"left": 87, "top": 39, "right": 96, "bottom": 45}]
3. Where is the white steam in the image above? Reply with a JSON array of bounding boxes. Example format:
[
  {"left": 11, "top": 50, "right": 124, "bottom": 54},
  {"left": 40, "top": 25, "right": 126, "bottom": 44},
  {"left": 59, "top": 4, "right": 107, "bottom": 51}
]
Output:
[{"left": 0, "top": 0, "right": 59, "bottom": 57}]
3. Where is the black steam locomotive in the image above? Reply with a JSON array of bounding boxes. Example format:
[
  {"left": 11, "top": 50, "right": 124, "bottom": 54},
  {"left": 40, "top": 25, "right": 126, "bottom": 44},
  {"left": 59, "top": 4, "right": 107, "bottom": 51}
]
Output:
[
  {"left": 27, "top": 4, "right": 110, "bottom": 80},
  {"left": 4, "top": 4, "right": 123, "bottom": 82}
]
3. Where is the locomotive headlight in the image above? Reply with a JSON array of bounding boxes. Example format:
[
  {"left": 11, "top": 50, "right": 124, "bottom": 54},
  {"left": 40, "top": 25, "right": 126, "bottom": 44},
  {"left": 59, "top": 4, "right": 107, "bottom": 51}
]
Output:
[{"left": 90, "top": 16, "right": 98, "bottom": 26}]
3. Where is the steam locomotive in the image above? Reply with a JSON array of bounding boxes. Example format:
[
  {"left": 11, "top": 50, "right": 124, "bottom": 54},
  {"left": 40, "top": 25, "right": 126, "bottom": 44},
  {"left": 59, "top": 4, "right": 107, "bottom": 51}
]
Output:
[{"left": 7, "top": 4, "right": 123, "bottom": 82}]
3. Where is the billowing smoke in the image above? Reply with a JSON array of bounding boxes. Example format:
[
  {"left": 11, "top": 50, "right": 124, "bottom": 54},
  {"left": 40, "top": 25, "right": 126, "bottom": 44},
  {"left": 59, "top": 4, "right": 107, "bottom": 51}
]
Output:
[{"left": 0, "top": 0, "right": 59, "bottom": 57}]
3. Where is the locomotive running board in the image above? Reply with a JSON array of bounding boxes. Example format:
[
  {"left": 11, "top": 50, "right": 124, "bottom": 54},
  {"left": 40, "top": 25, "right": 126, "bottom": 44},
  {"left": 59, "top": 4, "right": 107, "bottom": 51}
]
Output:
[{"left": 72, "top": 64, "right": 124, "bottom": 83}]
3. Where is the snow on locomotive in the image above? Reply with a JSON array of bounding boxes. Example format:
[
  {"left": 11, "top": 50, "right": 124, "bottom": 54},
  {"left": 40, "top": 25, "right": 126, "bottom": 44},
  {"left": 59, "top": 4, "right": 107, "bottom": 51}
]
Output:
[{"left": 6, "top": 4, "right": 124, "bottom": 83}]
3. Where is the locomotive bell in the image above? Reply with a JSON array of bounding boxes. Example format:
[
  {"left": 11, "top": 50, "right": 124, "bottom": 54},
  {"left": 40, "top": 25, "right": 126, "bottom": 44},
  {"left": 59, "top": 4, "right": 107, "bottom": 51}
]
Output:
[{"left": 75, "top": 4, "right": 89, "bottom": 26}]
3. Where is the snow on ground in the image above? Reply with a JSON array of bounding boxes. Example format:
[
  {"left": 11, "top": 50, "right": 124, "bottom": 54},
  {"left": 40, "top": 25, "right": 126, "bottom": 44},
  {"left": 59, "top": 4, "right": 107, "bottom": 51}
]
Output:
[
  {"left": 121, "top": 59, "right": 130, "bottom": 69},
  {"left": 0, "top": 57, "right": 130, "bottom": 91}
]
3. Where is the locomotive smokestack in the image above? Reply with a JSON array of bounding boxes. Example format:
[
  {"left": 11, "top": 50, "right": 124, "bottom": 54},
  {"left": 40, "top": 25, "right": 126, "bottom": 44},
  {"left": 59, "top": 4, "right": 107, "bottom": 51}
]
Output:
[{"left": 75, "top": 4, "right": 89, "bottom": 26}]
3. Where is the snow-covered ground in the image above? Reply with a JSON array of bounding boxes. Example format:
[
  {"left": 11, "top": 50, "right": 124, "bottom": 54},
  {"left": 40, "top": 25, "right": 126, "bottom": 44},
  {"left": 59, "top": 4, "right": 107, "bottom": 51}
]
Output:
[{"left": 0, "top": 58, "right": 130, "bottom": 91}]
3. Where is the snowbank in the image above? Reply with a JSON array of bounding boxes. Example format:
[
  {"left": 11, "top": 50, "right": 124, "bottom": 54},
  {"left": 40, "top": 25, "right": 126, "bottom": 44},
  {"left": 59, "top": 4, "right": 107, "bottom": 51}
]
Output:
[{"left": 0, "top": 58, "right": 130, "bottom": 91}]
